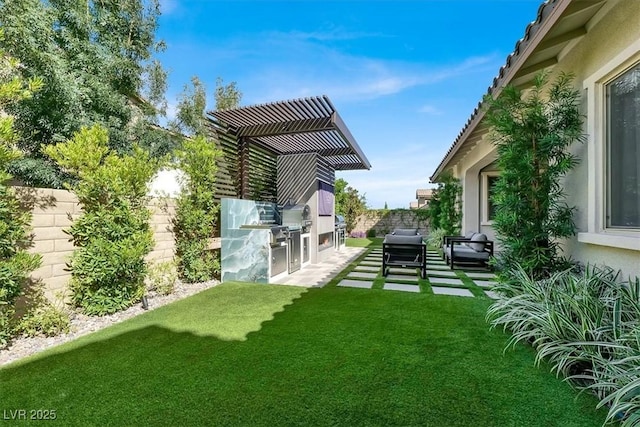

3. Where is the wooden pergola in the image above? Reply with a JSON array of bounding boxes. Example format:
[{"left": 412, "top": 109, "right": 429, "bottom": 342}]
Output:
[
  {"left": 209, "top": 95, "right": 371, "bottom": 171},
  {"left": 208, "top": 95, "right": 370, "bottom": 200}
]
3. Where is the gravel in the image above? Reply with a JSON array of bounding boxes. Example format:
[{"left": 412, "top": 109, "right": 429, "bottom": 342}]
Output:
[{"left": 0, "top": 279, "right": 220, "bottom": 367}]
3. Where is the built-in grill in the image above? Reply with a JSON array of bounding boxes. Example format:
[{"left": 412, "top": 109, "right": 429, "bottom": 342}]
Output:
[
  {"left": 335, "top": 215, "right": 346, "bottom": 229},
  {"left": 269, "top": 226, "right": 289, "bottom": 246},
  {"left": 281, "top": 203, "right": 312, "bottom": 233}
]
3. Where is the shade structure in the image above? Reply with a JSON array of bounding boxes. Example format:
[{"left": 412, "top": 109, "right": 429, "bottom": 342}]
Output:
[{"left": 208, "top": 95, "right": 371, "bottom": 171}]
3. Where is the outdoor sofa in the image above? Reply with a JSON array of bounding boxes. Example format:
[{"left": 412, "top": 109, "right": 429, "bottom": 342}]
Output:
[
  {"left": 382, "top": 234, "right": 427, "bottom": 279},
  {"left": 391, "top": 228, "right": 420, "bottom": 236},
  {"left": 443, "top": 232, "right": 494, "bottom": 270}
]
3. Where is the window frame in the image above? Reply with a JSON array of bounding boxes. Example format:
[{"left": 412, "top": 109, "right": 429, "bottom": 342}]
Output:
[
  {"left": 579, "top": 40, "right": 640, "bottom": 251},
  {"left": 481, "top": 171, "right": 500, "bottom": 226}
]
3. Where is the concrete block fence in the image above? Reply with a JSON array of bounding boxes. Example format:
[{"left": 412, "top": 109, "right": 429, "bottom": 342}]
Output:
[
  {"left": 351, "top": 210, "right": 429, "bottom": 237},
  {"left": 13, "top": 186, "right": 177, "bottom": 301}
]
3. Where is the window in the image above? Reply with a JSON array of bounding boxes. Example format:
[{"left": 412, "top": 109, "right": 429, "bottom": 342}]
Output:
[
  {"left": 606, "top": 63, "right": 640, "bottom": 229},
  {"left": 580, "top": 41, "right": 640, "bottom": 251},
  {"left": 481, "top": 172, "right": 499, "bottom": 225}
]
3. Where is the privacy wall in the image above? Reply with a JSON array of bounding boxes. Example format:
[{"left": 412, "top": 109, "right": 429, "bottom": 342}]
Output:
[{"left": 15, "top": 187, "right": 176, "bottom": 301}]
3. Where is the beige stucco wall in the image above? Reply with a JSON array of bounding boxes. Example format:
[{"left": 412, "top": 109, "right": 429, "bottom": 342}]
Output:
[
  {"left": 550, "top": 0, "right": 640, "bottom": 279},
  {"left": 16, "top": 187, "right": 176, "bottom": 301},
  {"left": 445, "top": 0, "right": 640, "bottom": 279}
]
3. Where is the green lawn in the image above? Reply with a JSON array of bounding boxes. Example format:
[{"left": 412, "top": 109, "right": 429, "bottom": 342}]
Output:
[{"left": 0, "top": 282, "right": 607, "bottom": 426}]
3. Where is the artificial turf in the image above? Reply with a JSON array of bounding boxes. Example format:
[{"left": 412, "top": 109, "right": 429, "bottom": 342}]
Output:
[{"left": 0, "top": 282, "right": 607, "bottom": 426}]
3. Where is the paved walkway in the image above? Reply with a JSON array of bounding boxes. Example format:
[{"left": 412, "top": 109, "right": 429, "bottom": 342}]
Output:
[
  {"left": 271, "top": 246, "right": 366, "bottom": 287},
  {"left": 336, "top": 248, "right": 498, "bottom": 299},
  {"left": 274, "top": 245, "right": 498, "bottom": 299}
]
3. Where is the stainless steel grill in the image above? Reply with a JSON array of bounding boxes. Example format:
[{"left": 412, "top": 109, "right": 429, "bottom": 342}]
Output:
[
  {"left": 335, "top": 215, "right": 346, "bottom": 249},
  {"left": 269, "top": 226, "right": 289, "bottom": 246},
  {"left": 281, "top": 203, "right": 312, "bottom": 233}
]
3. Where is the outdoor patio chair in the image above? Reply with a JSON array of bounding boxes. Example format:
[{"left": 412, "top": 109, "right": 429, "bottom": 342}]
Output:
[
  {"left": 444, "top": 232, "right": 494, "bottom": 270},
  {"left": 382, "top": 234, "right": 427, "bottom": 279},
  {"left": 441, "top": 231, "right": 477, "bottom": 260}
]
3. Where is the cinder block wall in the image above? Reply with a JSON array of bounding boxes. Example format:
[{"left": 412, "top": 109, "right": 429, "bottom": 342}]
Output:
[
  {"left": 351, "top": 210, "right": 429, "bottom": 237},
  {"left": 14, "top": 187, "right": 176, "bottom": 301}
]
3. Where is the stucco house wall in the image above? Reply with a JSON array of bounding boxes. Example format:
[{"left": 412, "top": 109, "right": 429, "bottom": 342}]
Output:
[
  {"left": 436, "top": 0, "right": 640, "bottom": 280},
  {"left": 551, "top": 0, "right": 640, "bottom": 279}
]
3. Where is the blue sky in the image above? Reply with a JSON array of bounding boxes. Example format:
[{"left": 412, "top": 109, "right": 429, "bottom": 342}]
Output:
[{"left": 156, "top": 0, "right": 542, "bottom": 208}]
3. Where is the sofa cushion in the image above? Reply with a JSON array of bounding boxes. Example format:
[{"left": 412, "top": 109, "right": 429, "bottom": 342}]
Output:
[
  {"left": 468, "top": 233, "right": 488, "bottom": 252},
  {"left": 448, "top": 247, "right": 490, "bottom": 260},
  {"left": 445, "top": 245, "right": 475, "bottom": 259},
  {"left": 393, "top": 228, "right": 419, "bottom": 236}
]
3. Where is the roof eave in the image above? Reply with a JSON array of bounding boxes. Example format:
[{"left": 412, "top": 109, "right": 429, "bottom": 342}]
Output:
[{"left": 429, "top": 0, "right": 574, "bottom": 183}]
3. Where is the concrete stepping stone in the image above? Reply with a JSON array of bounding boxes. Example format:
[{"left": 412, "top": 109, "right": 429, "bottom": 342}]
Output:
[
  {"left": 337, "top": 279, "right": 374, "bottom": 289},
  {"left": 427, "top": 263, "right": 449, "bottom": 270},
  {"left": 385, "top": 274, "right": 418, "bottom": 282},
  {"left": 364, "top": 257, "right": 382, "bottom": 262},
  {"left": 383, "top": 283, "right": 420, "bottom": 293},
  {"left": 354, "top": 265, "right": 380, "bottom": 272},
  {"left": 347, "top": 271, "right": 378, "bottom": 279},
  {"left": 426, "top": 270, "right": 458, "bottom": 277},
  {"left": 474, "top": 280, "right": 497, "bottom": 288},
  {"left": 484, "top": 290, "right": 500, "bottom": 299},
  {"left": 386, "top": 267, "right": 418, "bottom": 274},
  {"left": 428, "top": 277, "right": 465, "bottom": 286},
  {"left": 432, "top": 287, "right": 474, "bottom": 297},
  {"left": 465, "top": 272, "right": 496, "bottom": 279},
  {"left": 360, "top": 261, "right": 380, "bottom": 267}
]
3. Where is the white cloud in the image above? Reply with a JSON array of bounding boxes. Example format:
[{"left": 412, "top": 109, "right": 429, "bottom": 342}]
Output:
[
  {"left": 198, "top": 30, "right": 498, "bottom": 105},
  {"left": 159, "top": 0, "right": 178, "bottom": 15},
  {"left": 418, "top": 104, "right": 442, "bottom": 115}
]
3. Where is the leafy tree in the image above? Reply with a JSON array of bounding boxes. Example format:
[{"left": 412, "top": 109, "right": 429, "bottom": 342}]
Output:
[
  {"left": 0, "top": 34, "right": 43, "bottom": 345},
  {"left": 214, "top": 77, "right": 242, "bottom": 111},
  {"left": 172, "top": 135, "right": 222, "bottom": 282},
  {"left": 45, "top": 125, "right": 160, "bottom": 315},
  {"left": 426, "top": 188, "right": 442, "bottom": 230},
  {"left": 170, "top": 76, "right": 208, "bottom": 136},
  {"left": 334, "top": 179, "right": 367, "bottom": 233},
  {"left": 334, "top": 178, "right": 348, "bottom": 216},
  {"left": 427, "top": 173, "right": 462, "bottom": 236},
  {"left": 0, "top": 0, "right": 166, "bottom": 186},
  {"left": 170, "top": 77, "right": 230, "bottom": 282},
  {"left": 484, "top": 72, "right": 584, "bottom": 280}
]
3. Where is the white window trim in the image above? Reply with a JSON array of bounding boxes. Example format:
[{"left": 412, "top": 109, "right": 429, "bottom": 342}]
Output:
[
  {"left": 580, "top": 40, "right": 640, "bottom": 252},
  {"left": 480, "top": 171, "right": 499, "bottom": 226}
]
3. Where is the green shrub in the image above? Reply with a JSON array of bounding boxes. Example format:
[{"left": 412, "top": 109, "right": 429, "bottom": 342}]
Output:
[
  {"left": 426, "top": 228, "right": 447, "bottom": 250},
  {"left": 45, "top": 125, "right": 159, "bottom": 315},
  {"left": 17, "top": 289, "right": 70, "bottom": 338},
  {"left": 427, "top": 173, "right": 462, "bottom": 236},
  {"left": 487, "top": 264, "right": 640, "bottom": 426},
  {"left": 366, "top": 229, "right": 376, "bottom": 238},
  {"left": 172, "top": 135, "right": 221, "bottom": 283},
  {"left": 0, "top": 35, "right": 43, "bottom": 347},
  {"left": 146, "top": 261, "right": 178, "bottom": 295}
]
